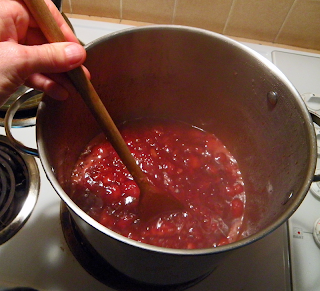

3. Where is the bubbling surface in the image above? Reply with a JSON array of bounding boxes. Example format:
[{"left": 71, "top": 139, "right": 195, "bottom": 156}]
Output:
[{"left": 70, "top": 118, "right": 246, "bottom": 249}]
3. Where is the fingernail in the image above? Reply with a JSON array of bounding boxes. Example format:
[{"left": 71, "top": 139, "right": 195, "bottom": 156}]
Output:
[{"left": 64, "top": 43, "right": 85, "bottom": 65}]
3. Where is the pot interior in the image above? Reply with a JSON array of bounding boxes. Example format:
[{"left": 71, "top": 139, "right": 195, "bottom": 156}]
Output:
[{"left": 37, "top": 26, "right": 316, "bottom": 246}]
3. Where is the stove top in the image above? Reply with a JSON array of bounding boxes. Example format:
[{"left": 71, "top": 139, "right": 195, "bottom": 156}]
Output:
[
  {"left": 0, "top": 17, "right": 318, "bottom": 290},
  {"left": 272, "top": 50, "right": 320, "bottom": 291}
]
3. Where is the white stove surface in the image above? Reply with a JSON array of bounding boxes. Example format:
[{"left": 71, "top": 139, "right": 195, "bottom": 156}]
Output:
[
  {"left": 272, "top": 51, "right": 320, "bottom": 291},
  {"left": 0, "top": 17, "right": 318, "bottom": 290}
]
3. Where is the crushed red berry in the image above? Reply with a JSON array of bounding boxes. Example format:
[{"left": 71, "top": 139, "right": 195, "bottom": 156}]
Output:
[{"left": 70, "top": 118, "right": 246, "bottom": 249}]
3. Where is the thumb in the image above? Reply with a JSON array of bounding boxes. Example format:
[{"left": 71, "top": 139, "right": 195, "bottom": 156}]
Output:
[
  {"left": 0, "top": 42, "right": 86, "bottom": 103},
  {"left": 21, "top": 42, "right": 86, "bottom": 78}
]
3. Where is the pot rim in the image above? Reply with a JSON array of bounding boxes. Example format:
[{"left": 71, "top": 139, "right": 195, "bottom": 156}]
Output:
[{"left": 37, "top": 24, "right": 317, "bottom": 256}]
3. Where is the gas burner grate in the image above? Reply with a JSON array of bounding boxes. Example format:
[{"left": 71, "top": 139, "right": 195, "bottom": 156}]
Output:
[{"left": 0, "top": 136, "right": 39, "bottom": 244}]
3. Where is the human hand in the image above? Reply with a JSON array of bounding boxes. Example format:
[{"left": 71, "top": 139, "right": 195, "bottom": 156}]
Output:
[{"left": 0, "top": 0, "right": 87, "bottom": 106}]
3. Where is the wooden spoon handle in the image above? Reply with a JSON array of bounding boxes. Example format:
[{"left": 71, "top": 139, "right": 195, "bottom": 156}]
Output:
[
  {"left": 24, "top": 0, "right": 66, "bottom": 43},
  {"left": 23, "top": 0, "right": 147, "bottom": 185}
]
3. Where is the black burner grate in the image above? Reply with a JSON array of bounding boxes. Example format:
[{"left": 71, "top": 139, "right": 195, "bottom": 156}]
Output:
[
  {"left": 0, "top": 145, "right": 27, "bottom": 226},
  {"left": 0, "top": 136, "right": 39, "bottom": 243}
]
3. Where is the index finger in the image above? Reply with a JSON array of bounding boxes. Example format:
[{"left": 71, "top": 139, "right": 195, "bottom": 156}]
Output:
[{"left": 25, "top": 0, "right": 79, "bottom": 43}]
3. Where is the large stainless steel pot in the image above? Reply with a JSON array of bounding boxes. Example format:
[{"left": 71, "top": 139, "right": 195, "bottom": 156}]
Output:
[{"left": 5, "top": 25, "right": 317, "bottom": 285}]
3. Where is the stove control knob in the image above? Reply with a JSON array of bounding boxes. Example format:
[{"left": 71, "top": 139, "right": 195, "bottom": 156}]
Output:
[
  {"left": 302, "top": 92, "right": 320, "bottom": 111},
  {"left": 310, "top": 181, "right": 320, "bottom": 199},
  {"left": 315, "top": 128, "right": 320, "bottom": 152},
  {"left": 311, "top": 167, "right": 320, "bottom": 199},
  {"left": 313, "top": 218, "right": 320, "bottom": 247}
]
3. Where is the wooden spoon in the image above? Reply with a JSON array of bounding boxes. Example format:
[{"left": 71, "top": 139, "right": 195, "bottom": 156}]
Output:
[{"left": 23, "top": 0, "right": 184, "bottom": 221}]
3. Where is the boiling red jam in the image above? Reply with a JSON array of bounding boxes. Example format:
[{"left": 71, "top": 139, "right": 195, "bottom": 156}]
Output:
[{"left": 70, "top": 118, "right": 246, "bottom": 249}]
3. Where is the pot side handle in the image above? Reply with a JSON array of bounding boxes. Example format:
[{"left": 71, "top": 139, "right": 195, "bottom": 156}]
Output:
[
  {"left": 310, "top": 111, "right": 320, "bottom": 182},
  {"left": 4, "top": 92, "right": 39, "bottom": 157}
]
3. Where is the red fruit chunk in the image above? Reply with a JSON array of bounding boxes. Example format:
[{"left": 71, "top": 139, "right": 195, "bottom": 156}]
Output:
[
  {"left": 116, "top": 213, "right": 137, "bottom": 230},
  {"left": 214, "top": 152, "right": 228, "bottom": 165},
  {"left": 231, "top": 198, "right": 244, "bottom": 218},
  {"left": 233, "top": 183, "right": 245, "bottom": 195},
  {"left": 217, "top": 237, "right": 229, "bottom": 246},
  {"left": 100, "top": 211, "right": 116, "bottom": 228},
  {"left": 188, "top": 155, "right": 201, "bottom": 169},
  {"left": 121, "top": 181, "right": 140, "bottom": 199}
]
